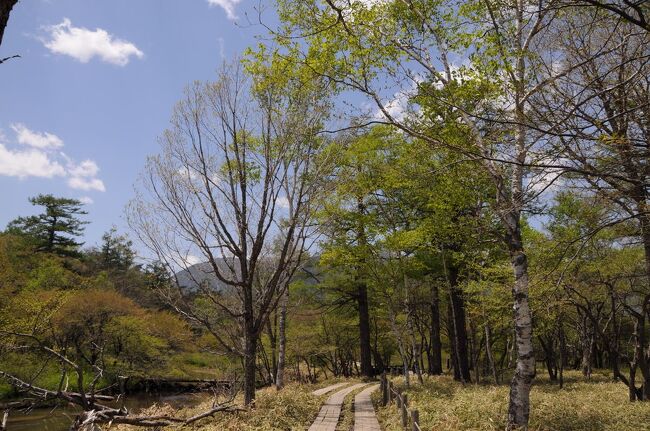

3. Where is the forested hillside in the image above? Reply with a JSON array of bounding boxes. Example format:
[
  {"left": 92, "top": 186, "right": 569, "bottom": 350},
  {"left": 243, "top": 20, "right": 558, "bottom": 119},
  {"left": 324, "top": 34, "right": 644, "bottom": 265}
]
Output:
[{"left": 0, "top": 0, "right": 649, "bottom": 430}]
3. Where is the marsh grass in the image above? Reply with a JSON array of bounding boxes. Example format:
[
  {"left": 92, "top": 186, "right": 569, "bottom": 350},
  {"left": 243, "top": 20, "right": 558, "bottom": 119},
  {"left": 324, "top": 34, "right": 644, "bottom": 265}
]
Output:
[
  {"left": 116, "top": 383, "right": 322, "bottom": 430},
  {"left": 373, "top": 370, "right": 650, "bottom": 431}
]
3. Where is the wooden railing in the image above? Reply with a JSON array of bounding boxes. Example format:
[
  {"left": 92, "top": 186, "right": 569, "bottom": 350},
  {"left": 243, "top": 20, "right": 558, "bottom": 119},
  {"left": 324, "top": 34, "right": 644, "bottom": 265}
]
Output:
[{"left": 379, "top": 372, "right": 421, "bottom": 431}]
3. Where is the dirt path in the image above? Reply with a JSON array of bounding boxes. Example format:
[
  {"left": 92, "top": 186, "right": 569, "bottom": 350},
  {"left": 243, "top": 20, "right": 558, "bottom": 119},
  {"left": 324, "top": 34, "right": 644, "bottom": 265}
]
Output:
[
  {"left": 308, "top": 383, "right": 368, "bottom": 431},
  {"left": 352, "top": 384, "right": 381, "bottom": 431},
  {"left": 312, "top": 382, "right": 352, "bottom": 396}
]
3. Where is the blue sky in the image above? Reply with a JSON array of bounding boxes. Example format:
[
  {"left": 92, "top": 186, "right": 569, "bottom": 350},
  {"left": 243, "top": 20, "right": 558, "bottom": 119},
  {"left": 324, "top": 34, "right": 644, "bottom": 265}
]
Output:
[{"left": 0, "top": 0, "right": 267, "bottom": 249}]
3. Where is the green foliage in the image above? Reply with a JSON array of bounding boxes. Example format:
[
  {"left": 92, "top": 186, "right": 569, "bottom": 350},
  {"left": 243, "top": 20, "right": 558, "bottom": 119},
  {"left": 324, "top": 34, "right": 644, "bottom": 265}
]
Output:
[{"left": 6, "top": 194, "right": 88, "bottom": 256}]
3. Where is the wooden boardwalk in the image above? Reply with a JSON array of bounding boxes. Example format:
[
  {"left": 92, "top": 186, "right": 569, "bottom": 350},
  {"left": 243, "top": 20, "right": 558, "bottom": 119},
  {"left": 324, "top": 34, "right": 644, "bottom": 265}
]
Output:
[
  {"left": 312, "top": 382, "right": 351, "bottom": 396},
  {"left": 353, "top": 384, "right": 381, "bottom": 430},
  {"left": 308, "top": 383, "right": 368, "bottom": 431}
]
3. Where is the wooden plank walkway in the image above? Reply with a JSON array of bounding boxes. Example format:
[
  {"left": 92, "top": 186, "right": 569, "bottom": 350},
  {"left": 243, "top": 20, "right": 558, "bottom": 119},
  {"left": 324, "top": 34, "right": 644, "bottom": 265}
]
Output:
[
  {"left": 308, "top": 383, "right": 368, "bottom": 431},
  {"left": 353, "top": 384, "right": 381, "bottom": 430},
  {"left": 312, "top": 382, "right": 351, "bottom": 396}
]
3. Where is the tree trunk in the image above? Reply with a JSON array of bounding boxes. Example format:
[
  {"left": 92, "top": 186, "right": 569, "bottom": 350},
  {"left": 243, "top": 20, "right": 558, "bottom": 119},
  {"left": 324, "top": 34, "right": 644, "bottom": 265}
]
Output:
[
  {"left": 243, "top": 331, "right": 258, "bottom": 406},
  {"left": 485, "top": 322, "right": 499, "bottom": 384},
  {"left": 357, "top": 280, "right": 373, "bottom": 377},
  {"left": 266, "top": 314, "right": 277, "bottom": 385},
  {"left": 389, "top": 308, "right": 410, "bottom": 388},
  {"left": 447, "top": 262, "right": 471, "bottom": 383},
  {"left": 558, "top": 321, "right": 565, "bottom": 389},
  {"left": 505, "top": 221, "right": 535, "bottom": 429},
  {"left": 429, "top": 282, "right": 443, "bottom": 375},
  {"left": 356, "top": 196, "right": 373, "bottom": 378},
  {"left": 275, "top": 287, "right": 288, "bottom": 390},
  {"left": 407, "top": 313, "right": 424, "bottom": 384},
  {"left": 636, "top": 213, "right": 650, "bottom": 399}
]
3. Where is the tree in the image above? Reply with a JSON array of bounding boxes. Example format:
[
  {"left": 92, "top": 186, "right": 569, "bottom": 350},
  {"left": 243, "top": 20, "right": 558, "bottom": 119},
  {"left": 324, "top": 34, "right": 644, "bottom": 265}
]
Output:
[
  {"left": 567, "top": 0, "right": 649, "bottom": 31},
  {"left": 99, "top": 227, "right": 135, "bottom": 270},
  {"left": 272, "top": 0, "right": 584, "bottom": 425},
  {"left": 0, "top": 0, "right": 17, "bottom": 47},
  {"left": 536, "top": 12, "right": 650, "bottom": 399},
  {"left": 7, "top": 194, "right": 88, "bottom": 256},
  {"left": 0, "top": 0, "right": 19, "bottom": 65},
  {"left": 128, "top": 59, "right": 332, "bottom": 405}
]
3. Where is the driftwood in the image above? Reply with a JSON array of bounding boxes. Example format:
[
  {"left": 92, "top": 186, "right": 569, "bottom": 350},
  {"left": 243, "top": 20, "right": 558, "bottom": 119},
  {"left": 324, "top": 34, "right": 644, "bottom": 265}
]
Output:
[
  {"left": 69, "top": 402, "right": 244, "bottom": 430},
  {"left": 0, "top": 370, "right": 242, "bottom": 430},
  {"left": 0, "top": 370, "right": 240, "bottom": 430}
]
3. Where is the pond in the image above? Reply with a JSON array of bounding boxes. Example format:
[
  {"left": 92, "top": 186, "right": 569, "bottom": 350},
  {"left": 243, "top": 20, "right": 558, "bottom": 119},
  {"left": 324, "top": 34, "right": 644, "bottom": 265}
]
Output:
[{"left": 4, "top": 392, "right": 209, "bottom": 431}]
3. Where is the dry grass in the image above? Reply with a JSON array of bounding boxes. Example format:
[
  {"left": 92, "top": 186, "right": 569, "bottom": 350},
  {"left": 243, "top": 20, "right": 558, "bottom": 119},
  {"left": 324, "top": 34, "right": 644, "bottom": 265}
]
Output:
[
  {"left": 373, "top": 370, "right": 650, "bottom": 431},
  {"left": 116, "top": 383, "right": 322, "bottom": 430}
]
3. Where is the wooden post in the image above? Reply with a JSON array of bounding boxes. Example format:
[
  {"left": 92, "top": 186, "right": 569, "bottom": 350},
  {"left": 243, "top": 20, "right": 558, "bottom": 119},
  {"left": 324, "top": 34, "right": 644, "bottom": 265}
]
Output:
[
  {"left": 411, "top": 409, "right": 419, "bottom": 431},
  {"left": 396, "top": 389, "right": 402, "bottom": 408},
  {"left": 401, "top": 394, "right": 408, "bottom": 427},
  {"left": 382, "top": 374, "right": 389, "bottom": 406},
  {"left": 388, "top": 381, "right": 393, "bottom": 404}
]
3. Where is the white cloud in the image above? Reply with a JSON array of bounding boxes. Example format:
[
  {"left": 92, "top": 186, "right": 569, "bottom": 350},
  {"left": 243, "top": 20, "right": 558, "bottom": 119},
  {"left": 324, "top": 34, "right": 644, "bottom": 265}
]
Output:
[
  {"left": 79, "top": 196, "right": 94, "bottom": 204},
  {"left": 11, "top": 123, "right": 63, "bottom": 149},
  {"left": 0, "top": 124, "right": 106, "bottom": 192},
  {"left": 207, "top": 0, "right": 242, "bottom": 20},
  {"left": 183, "top": 254, "right": 203, "bottom": 266},
  {"left": 67, "top": 176, "right": 105, "bottom": 192},
  {"left": 277, "top": 196, "right": 290, "bottom": 209},
  {"left": 0, "top": 143, "right": 66, "bottom": 178},
  {"left": 69, "top": 159, "right": 99, "bottom": 178},
  {"left": 67, "top": 159, "right": 105, "bottom": 192},
  {"left": 43, "top": 18, "right": 144, "bottom": 66}
]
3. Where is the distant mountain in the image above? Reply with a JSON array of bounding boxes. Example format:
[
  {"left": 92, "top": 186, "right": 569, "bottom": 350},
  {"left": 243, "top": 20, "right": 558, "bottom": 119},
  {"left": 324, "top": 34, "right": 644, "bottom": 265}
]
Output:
[
  {"left": 174, "top": 256, "right": 321, "bottom": 292},
  {"left": 175, "top": 261, "right": 228, "bottom": 292}
]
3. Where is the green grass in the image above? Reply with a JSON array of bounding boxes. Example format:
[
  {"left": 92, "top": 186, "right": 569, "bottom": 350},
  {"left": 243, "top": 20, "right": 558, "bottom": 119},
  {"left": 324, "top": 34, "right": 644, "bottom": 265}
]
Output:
[{"left": 373, "top": 370, "right": 650, "bottom": 431}]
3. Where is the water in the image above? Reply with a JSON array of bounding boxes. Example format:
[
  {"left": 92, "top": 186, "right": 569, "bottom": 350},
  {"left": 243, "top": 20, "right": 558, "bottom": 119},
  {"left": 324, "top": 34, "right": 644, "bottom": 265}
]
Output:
[{"left": 4, "top": 392, "right": 208, "bottom": 431}]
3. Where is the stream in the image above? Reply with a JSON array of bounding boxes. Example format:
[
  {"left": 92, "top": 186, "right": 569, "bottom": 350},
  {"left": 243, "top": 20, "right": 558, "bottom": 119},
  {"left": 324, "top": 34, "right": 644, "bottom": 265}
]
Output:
[{"left": 4, "top": 392, "right": 209, "bottom": 431}]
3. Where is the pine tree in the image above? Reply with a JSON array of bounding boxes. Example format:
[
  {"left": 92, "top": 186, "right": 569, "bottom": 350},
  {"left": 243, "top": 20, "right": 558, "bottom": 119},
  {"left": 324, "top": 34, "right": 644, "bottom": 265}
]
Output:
[{"left": 7, "top": 194, "right": 88, "bottom": 256}]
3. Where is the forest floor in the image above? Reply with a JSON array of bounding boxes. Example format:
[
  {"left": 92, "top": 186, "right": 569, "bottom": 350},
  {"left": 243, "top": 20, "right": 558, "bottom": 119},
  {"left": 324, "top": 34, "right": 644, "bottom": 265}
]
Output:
[
  {"left": 113, "top": 370, "right": 650, "bottom": 430},
  {"left": 374, "top": 370, "right": 650, "bottom": 431}
]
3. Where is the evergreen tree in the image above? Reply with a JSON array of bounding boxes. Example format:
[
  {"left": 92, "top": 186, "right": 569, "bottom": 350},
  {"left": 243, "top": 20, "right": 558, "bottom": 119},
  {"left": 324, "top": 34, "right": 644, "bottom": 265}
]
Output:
[
  {"left": 6, "top": 194, "right": 88, "bottom": 256},
  {"left": 99, "top": 227, "right": 135, "bottom": 270}
]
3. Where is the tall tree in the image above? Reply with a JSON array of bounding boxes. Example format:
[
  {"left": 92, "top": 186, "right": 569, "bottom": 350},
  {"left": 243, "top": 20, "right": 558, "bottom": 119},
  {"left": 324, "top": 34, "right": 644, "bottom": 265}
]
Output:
[
  {"left": 128, "top": 59, "right": 331, "bottom": 405},
  {"left": 271, "top": 1, "right": 577, "bottom": 425},
  {"left": 537, "top": 11, "right": 650, "bottom": 399},
  {"left": 6, "top": 194, "right": 88, "bottom": 256}
]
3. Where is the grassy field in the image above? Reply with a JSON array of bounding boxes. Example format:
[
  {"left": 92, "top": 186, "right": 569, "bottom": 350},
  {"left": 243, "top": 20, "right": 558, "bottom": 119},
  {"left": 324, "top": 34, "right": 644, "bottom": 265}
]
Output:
[
  {"left": 116, "top": 382, "right": 324, "bottom": 431},
  {"left": 373, "top": 370, "right": 650, "bottom": 431},
  {"left": 113, "top": 370, "right": 650, "bottom": 430}
]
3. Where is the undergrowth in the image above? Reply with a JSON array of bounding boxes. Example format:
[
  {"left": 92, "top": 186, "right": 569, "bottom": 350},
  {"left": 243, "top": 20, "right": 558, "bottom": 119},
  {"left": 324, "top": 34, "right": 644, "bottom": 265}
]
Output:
[
  {"left": 116, "top": 383, "right": 322, "bottom": 431},
  {"left": 373, "top": 370, "right": 650, "bottom": 431}
]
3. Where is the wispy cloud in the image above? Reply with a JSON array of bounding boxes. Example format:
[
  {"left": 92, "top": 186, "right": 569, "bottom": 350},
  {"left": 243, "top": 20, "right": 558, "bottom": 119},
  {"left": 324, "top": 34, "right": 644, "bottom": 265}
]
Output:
[
  {"left": 79, "top": 196, "right": 94, "bottom": 204},
  {"left": 0, "top": 124, "right": 106, "bottom": 192},
  {"left": 43, "top": 18, "right": 143, "bottom": 66},
  {"left": 207, "top": 0, "right": 242, "bottom": 20},
  {"left": 11, "top": 123, "right": 63, "bottom": 149}
]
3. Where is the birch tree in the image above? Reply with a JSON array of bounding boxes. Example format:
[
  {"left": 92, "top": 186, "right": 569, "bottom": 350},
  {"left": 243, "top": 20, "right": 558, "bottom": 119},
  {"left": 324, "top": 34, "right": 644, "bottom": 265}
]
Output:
[{"left": 272, "top": 0, "right": 567, "bottom": 426}]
